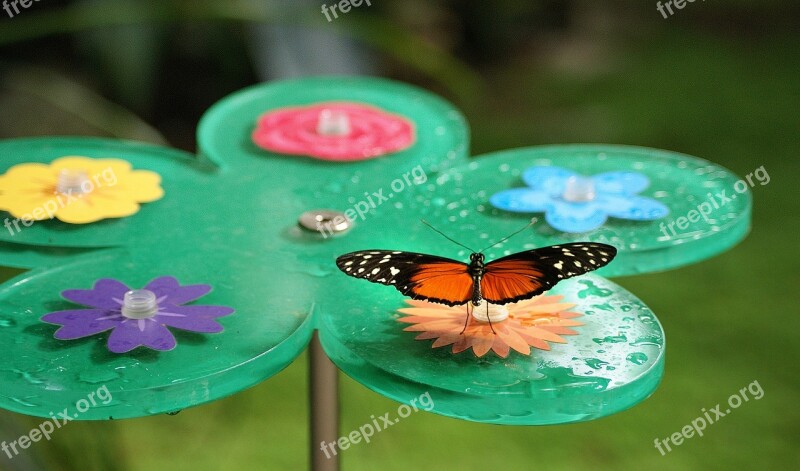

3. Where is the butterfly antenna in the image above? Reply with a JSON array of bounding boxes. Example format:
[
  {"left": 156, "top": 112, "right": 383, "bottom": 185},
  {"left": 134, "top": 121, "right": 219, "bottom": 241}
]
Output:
[
  {"left": 420, "top": 220, "right": 477, "bottom": 252},
  {"left": 479, "top": 218, "right": 537, "bottom": 253}
]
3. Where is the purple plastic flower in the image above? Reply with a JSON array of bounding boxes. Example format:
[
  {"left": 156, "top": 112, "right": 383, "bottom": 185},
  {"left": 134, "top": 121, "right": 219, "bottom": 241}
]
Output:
[{"left": 41, "top": 277, "right": 234, "bottom": 353}]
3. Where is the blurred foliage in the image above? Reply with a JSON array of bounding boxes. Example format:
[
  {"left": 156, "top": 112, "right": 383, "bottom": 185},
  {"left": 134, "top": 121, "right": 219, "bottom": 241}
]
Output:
[{"left": 0, "top": 0, "right": 798, "bottom": 470}]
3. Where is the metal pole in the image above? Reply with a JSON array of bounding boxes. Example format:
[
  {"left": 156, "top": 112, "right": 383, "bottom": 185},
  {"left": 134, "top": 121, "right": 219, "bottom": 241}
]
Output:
[{"left": 309, "top": 332, "right": 339, "bottom": 471}]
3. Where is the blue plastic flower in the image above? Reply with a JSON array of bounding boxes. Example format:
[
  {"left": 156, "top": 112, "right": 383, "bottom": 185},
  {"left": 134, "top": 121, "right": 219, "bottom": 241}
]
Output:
[{"left": 490, "top": 166, "right": 669, "bottom": 233}]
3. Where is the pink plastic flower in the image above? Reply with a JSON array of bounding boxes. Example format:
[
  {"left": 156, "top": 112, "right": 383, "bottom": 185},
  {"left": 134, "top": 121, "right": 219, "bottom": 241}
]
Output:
[{"left": 252, "top": 102, "right": 415, "bottom": 161}]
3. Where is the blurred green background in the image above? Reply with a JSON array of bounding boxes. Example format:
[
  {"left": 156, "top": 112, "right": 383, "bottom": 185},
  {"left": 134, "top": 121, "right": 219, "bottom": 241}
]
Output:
[{"left": 0, "top": 0, "right": 798, "bottom": 470}]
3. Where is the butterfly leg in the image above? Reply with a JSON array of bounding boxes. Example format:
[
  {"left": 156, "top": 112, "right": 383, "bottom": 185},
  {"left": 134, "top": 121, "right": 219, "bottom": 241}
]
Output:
[
  {"left": 486, "top": 302, "right": 496, "bottom": 334},
  {"left": 460, "top": 304, "right": 471, "bottom": 334}
]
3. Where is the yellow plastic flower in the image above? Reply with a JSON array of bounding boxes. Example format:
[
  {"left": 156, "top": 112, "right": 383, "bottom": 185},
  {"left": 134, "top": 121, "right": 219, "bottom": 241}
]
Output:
[{"left": 0, "top": 156, "right": 163, "bottom": 224}]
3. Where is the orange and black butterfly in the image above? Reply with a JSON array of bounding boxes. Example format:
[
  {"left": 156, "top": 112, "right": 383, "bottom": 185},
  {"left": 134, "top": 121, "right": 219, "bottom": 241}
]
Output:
[{"left": 335, "top": 221, "right": 617, "bottom": 331}]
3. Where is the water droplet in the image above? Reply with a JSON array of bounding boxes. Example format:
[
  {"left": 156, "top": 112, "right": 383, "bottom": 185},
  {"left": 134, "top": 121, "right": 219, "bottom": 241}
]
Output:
[
  {"left": 638, "top": 312, "right": 655, "bottom": 324},
  {"left": 290, "top": 264, "right": 333, "bottom": 277},
  {"left": 10, "top": 396, "right": 38, "bottom": 407},
  {"left": 630, "top": 335, "right": 662, "bottom": 347},
  {"left": 626, "top": 352, "right": 648, "bottom": 365},
  {"left": 591, "top": 302, "right": 614, "bottom": 312},
  {"left": 577, "top": 280, "right": 613, "bottom": 299},
  {"left": 592, "top": 333, "right": 628, "bottom": 344},
  {"left": 12, "top": 369, "right": 45, "bottom": 385},
  {"left": 584, "top": 358, "right": 610, "bottom": 369},
  {"left": 79, "top": 370, "right": 121, "bottom": 384},
  {"left": 536, "top": 366, "right": 610, "bottom": 391}
]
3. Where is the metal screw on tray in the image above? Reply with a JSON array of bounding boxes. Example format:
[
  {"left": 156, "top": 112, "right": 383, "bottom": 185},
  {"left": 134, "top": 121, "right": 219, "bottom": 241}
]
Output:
[{"left": 298, "top": 209, "right": 351, "bottom": 236}]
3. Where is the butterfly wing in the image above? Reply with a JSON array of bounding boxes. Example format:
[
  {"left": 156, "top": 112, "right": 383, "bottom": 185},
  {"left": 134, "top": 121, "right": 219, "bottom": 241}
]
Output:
[
  {"left": 335, "top": 250, "right": 473, "bottom": 306},
  {"left": 482, "top": 242, "right": 616, "bottom": 304}
]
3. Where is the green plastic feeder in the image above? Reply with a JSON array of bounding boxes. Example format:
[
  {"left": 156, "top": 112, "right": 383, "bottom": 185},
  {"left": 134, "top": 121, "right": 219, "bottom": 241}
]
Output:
[{"left": 0, "top": 77, "right": 749, "bottom": 425}]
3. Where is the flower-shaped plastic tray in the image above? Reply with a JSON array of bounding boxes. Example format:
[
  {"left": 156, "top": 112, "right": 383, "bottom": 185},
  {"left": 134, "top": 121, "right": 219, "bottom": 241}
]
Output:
[
  {"left": 421, "top": 146, "right": 751, "bottom": 276},
  {"left": 0, "top": 77, "right": 747, "bottom": 424}
]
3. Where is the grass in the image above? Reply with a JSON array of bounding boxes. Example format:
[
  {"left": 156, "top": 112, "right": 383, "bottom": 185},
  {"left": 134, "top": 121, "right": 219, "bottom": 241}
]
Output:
[{"left": 1, "top": 24, "right": 798, "bottom": 471}]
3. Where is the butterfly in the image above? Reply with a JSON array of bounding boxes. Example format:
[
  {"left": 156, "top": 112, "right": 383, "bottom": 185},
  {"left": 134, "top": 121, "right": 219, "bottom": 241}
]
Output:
[{"left": 335, "top": 220, "right": 617, "bottom": 332}]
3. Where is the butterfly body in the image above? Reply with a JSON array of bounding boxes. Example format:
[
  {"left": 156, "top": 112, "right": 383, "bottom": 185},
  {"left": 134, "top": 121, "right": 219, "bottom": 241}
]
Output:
[
  {"left": 466, "top": 253, "right": 486, "bottom": 306},
  {"left": 336, "top": 242, "right": 616, "bottom": 308}
]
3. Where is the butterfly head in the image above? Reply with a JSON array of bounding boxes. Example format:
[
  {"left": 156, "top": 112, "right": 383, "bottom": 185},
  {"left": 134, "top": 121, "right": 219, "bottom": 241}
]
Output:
[{"left": 469, "top": 253, "right": 485, "bottom": 264}]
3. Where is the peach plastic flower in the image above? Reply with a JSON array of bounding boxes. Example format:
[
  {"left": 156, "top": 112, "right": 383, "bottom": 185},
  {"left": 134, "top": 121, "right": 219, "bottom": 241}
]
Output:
[
  {"left": 397, "top": 295, "right": 583, "bottom": 358},
  {"left": 0, "top": 156, "right": 163, "bottom": 224}
]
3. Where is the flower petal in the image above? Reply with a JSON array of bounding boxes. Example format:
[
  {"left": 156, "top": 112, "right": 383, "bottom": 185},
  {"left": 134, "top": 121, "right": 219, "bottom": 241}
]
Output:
[
  {"left": 592, "top": 171, "right": 650, "bottom": 195},
  {"left": 0, "top": 196, "right": 62, "bottom": 220},
  {"left": 489, "top": 188, "right": 552, "bottom": 213},
  {"left": 497, "top": 327, "right": 531, "bottom": 355},
  {"left": 431, "top": 333, "right": 462, "bottom": 348},
  {"left": 471, "top": 335, "right": 494, "bottom": 357},
  {"left": 0, "top": 164, "right": 54, "bottom": 190},
  {"left": 50, "top": 156, "right": 132, "bottom": 176},
  {"left": 529, "top": 338, "right": 551, "bottom": 350},
  {"left": 155, "top": 305, "right": 233, "bottom": 333},
  {"left": 545, "top": 201, "right": 608, "bottom": 233},
  {"left": 108, "top": 170, "right": 164, "bottom": 202},
  {"left": 53, "top": 193, "right": 140, "bottom": 224},
  {"left": 397, "top": 307, "right": 463, "bottom": 318},
  {"left": 491, "top": 339, "right": 510, "bottom": 358},
  {"left": 597, "top": 194, "right": 669, "bottom": 220},
  {"left": 61, "top": 278, "right": 130, "bottom": 308},
  {"left": 522, "top": 166, "right": 576, "bottom": 196},
  {"left": 514, "top": 302, "right": 576, "bottom": 315},
  {"left": 143, "top": 276, "right": 211, "bottom": 305},
  {"left": 41, "top": 309, "right": 122, "bottom": 339},
  {"left": 107, "top": 319, "right": 177, "bottom": 353},
  {"left": 540, "top": 326, "right": 579, "bottom": 335}
]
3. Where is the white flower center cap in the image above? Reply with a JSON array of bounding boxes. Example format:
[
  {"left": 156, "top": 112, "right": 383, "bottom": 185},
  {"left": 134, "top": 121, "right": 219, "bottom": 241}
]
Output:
[
  {"left": 56, "top": 169, "right": 91, "bottom": 195},
  {"left": 471, "top": 303, "right": 509, "bottom": 323},
  {"left": 121, "top": 289, "right": 158, "bottom": 319},
  {"left": 316, "top": 109, "right": 351, "bottom": 136},
  {"left": 562, "top": 176, "right": 596, "bottom": 202}
]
